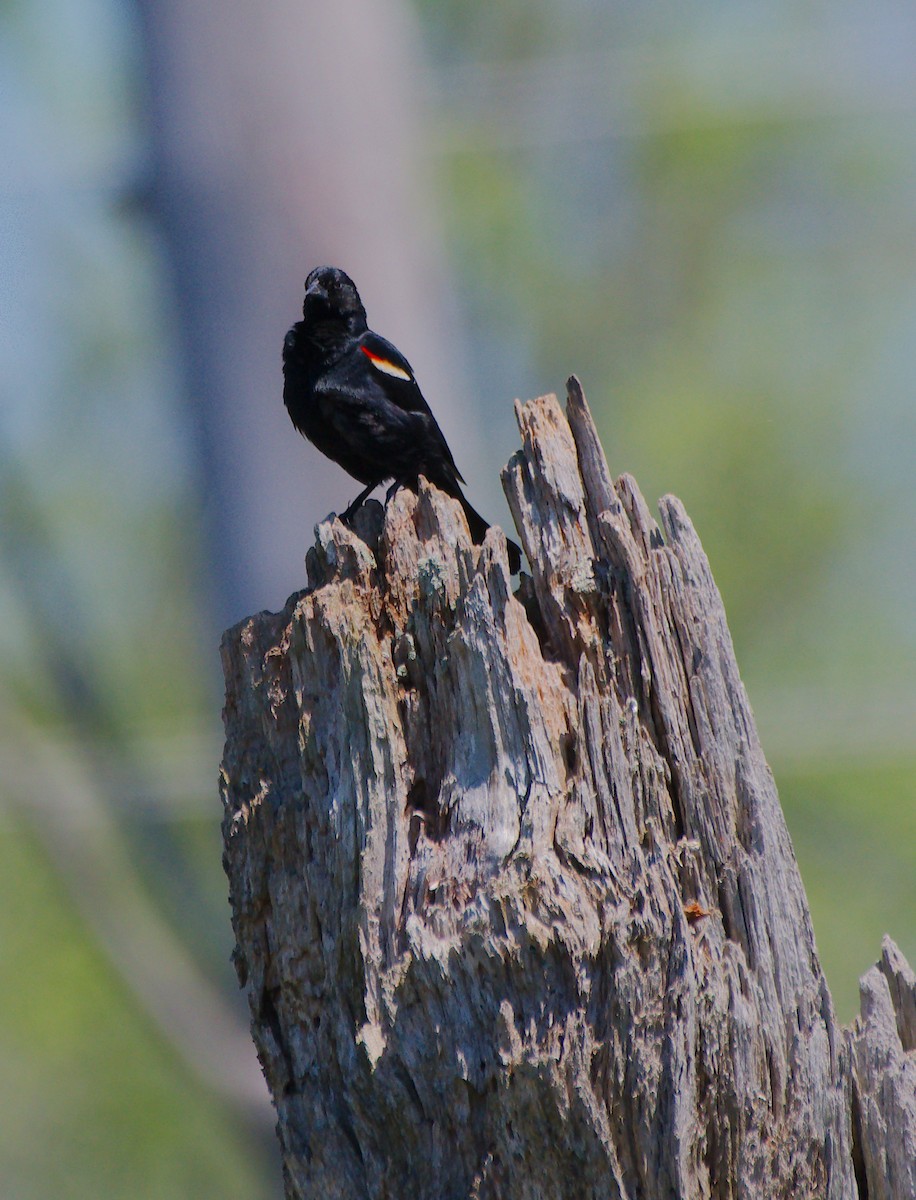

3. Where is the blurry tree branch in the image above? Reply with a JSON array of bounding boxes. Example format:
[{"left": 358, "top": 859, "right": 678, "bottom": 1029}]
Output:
[
  {"left": 0, "top": 688, "right": 271, "bottom": 1127},
  {"left": 220, "top": 380, "right": 915, "bottom": 1197},
  {"left": 0, "top": 436, "right": 269, "bottom": 1126},
  {"left": 0, "top": 443, "right": 228, "bottom": 953}
]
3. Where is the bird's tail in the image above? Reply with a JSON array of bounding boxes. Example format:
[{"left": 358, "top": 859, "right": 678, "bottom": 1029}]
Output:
[{"left": 458, "top": 494, "right": 523, "bottom": 574}]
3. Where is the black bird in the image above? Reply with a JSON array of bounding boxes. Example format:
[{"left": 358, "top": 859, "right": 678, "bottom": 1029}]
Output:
[{"left": 283, "top": 266, "right": 522, "bottom": 573}]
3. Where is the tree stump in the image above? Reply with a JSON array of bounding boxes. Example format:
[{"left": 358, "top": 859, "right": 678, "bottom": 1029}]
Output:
[{"left": 219, "top": 379, "right": 915, "bottom": 1199}]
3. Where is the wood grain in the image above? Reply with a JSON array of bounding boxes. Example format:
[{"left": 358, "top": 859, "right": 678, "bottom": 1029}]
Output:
[{"left": 220, "top": 379, "right": 913, "bottom": 1199}]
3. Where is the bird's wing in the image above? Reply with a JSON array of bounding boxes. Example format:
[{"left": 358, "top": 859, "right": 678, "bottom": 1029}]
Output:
[
  {"left": 356, "top": 331, "right": 429, "bottom": 412},
  {"left": 357, "top": 330, "right": 464, "bottom": 482}
]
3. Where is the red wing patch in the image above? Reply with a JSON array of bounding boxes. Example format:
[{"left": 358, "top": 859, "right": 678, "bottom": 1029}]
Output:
[{"left": 361, "top": 345, "right": 412, "bottom": 382}]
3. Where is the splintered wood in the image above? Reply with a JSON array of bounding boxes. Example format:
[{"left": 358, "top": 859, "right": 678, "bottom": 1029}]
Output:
[{"left": 220, "top": 379, "right": 914, "bottom": 1200}]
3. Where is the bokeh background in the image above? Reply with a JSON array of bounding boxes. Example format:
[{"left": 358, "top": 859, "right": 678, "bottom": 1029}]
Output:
[{"left": 2, "top": 2, "right": 914, "bottom": 1196}]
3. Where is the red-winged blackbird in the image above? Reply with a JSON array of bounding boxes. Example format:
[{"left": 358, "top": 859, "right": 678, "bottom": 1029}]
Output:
[{"left": 283, "top": 266, "right": 522, "bottom": 573}]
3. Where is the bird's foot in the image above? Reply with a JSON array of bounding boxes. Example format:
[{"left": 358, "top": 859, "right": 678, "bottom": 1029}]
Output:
[
  {"left": 340, "top": 483, "right": 377, "bottom": 525},
  {"left": 384, "top": 479, "right": 404, "bottom": 505},
  {"left": 384, "top": 476, "right": 421, "bottom": 506}
]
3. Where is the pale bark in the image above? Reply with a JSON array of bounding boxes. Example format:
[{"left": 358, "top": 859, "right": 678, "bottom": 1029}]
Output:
[
  {"left": 848, "top": 937, "right": 916, "bottom": 1200},
  {"left": 138, "top": 0, "right": 467, "bottom": 625},
  {"left": 220, "top": 379, "right": 914, "bottom": 1199}
]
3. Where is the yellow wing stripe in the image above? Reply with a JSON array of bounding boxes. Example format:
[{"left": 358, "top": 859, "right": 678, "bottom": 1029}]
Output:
[{"left": 361, "top": 346, "right": 412, "bottom": 382}]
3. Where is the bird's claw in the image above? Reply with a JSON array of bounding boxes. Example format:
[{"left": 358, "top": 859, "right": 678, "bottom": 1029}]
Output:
[{"left": 339, "top": 482, "right": 377, "bottom": 526}]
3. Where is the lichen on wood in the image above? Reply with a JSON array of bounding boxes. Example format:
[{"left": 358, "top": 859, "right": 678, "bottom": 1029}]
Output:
[{"left": 220, "top": 378, "right": 914, "bottom": 1199}]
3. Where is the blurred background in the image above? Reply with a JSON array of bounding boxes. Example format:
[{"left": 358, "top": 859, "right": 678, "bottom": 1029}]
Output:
[{"left": 2, "top": 1, "right": 914, "bottom": 1196}]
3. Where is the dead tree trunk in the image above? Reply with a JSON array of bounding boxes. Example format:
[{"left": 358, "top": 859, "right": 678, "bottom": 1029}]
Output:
[{"left": 220, "top": 379, "right": 915, "bottom": 1199}]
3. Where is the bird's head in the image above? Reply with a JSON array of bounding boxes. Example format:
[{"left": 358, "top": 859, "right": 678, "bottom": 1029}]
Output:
[{"left": 301, "top": 266, "right": 367, "bottom": 332}]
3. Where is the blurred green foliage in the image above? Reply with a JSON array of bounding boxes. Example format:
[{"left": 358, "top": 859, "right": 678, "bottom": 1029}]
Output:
[
  {"left": 781, "top": 759, "right": 916, "bottom": 1019},
  {"left": 0, "top": 818, "right": 274, "bottom": 1200}
]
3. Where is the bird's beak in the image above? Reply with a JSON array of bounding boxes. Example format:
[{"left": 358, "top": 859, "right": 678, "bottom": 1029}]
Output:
[{"left": 304, "top": 279, "right": 327, "bottom": 303}]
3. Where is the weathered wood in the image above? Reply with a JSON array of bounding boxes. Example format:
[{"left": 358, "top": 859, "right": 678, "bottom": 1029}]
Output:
[
  {"left": 847, "top": 937, "right": 916, "bottom": 1200},
  {"left": 220, "top": 379, "right": 914, "bottom": 1199}
]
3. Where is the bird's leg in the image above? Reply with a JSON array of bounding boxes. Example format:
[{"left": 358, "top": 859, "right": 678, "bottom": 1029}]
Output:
[
  {"left": 384, "top": 479, "right": 405, "bottom": 505},
  {"left": 384, "top": 476, "right": 418, "bottom": 505},
  {"left": 340, "top": 482, "right": 377, "bottom": 525}
]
